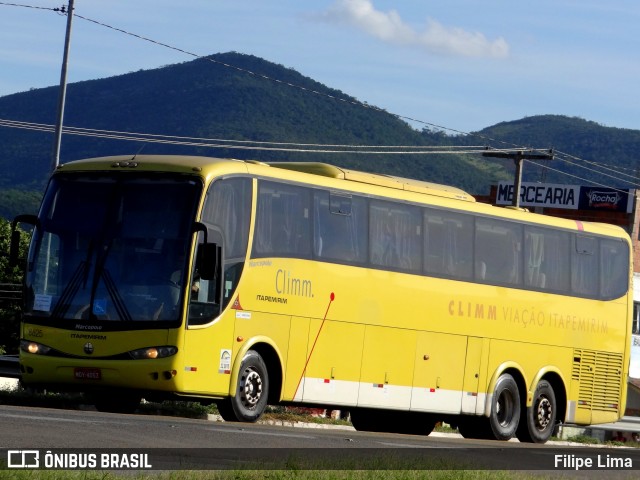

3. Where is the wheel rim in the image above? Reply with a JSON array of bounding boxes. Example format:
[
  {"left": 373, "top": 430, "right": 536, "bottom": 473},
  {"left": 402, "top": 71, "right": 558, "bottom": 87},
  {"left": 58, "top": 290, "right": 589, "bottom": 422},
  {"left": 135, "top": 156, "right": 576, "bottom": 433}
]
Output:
[
  {"left": 240, "top": 367, "right": 263, "bottom": 409},
  {"left": 535, "top": 396, "right": 553, "bottom": 431}
]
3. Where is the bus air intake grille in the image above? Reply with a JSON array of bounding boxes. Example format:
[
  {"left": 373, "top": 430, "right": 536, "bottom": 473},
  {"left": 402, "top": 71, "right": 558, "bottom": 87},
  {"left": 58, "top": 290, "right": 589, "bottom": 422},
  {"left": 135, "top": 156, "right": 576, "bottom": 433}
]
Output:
[{"left": 572, "top": 349, "right": 623, "bottom": 412}]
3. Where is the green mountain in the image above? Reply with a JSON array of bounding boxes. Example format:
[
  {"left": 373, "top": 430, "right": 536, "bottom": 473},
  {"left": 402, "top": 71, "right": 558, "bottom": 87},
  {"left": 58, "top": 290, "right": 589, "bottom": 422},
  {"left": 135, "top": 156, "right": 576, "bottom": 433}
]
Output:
[
  {"left": 0, "top": 52, "right": 638, "bottom": 220},
  {"left": 467, "top": 115, "right": 640, "bottom": 187}
]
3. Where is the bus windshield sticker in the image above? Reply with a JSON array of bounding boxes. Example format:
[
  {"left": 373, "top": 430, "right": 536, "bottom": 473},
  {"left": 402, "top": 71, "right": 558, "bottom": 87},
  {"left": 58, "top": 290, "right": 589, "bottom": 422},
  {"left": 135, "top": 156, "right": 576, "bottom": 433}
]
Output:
[
  {"left": 33, "top": 294, "right": 52, "bottom": 312},
  {"left": 92, "top": 299, "right": 108, "bottom": 316}
]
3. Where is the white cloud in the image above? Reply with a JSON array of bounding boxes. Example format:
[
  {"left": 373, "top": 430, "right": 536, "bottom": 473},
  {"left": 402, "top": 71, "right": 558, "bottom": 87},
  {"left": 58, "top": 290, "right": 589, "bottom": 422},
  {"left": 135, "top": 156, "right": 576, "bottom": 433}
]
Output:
[{"left": 320, "top": 0, "right": 509, "bottom": 59}]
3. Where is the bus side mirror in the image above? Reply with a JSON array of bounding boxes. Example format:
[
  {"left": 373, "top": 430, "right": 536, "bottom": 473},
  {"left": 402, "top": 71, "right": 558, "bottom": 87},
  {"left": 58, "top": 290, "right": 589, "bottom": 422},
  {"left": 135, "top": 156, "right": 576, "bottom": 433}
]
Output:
[
  {"left": 9, "top": 214, "right": 38, "bottom": 267},
  {"left": 9, "top": 230, "right": 21, "bottom": 267},
  {"left": 192, "top": 221, "right": 221, "bottom": 281},
  {"left": 198, "top": 243, "right": 221, "bottom": 281}
]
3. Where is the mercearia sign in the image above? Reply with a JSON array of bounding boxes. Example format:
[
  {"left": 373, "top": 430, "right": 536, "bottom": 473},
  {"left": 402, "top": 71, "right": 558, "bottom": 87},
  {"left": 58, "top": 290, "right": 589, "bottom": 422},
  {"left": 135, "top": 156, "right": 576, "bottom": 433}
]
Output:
[{"left": 496, "top": 182, "right": 635, "bottom": 213}]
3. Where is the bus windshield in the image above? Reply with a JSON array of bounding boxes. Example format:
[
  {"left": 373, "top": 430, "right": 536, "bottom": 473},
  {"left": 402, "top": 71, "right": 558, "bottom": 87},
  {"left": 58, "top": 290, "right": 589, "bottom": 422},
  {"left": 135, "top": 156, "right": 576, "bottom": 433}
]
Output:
[{"left": 25, "top": 173, "right": 201, "bottom": 327}]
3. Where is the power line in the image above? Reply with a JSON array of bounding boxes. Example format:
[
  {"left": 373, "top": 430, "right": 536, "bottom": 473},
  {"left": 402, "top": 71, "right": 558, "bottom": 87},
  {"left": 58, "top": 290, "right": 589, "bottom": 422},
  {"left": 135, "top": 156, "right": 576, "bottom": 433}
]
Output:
[
  {"left": 0, "top": 1, "right": 60, "bottom": 12},
  {"left": 554, "top": 149, "right": 640, "bottom": 181},
  {"left": 2, "top": 118, "right": 638, "bottom": 189},
  {"left": 525, "top": 160, "right": 635, "bottom": 195},
  {"left": 0, "top": 118, "right": 509, "bottom": 155}
]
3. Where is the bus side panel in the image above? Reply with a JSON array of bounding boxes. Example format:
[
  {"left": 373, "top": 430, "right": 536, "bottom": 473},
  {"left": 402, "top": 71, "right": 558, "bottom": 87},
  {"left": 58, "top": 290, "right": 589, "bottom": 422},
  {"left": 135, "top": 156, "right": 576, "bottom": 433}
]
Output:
[
  {"left": 233, "top": 310, "right": 291, "bottom": 372},
  {"left": 410, "top": 331, "right": 466, "bottom": 413},
  {"left": 357, "top": 326, "right": 415, "bottom": 409},
  {"left": 283, "top": 316, "right": 310, "bottom": 401},
  {"left": 300, "top": 319, "right": 365, "bottom": 406},
  {"left": 486, "top": 340, "right": 573, "bottom": 414}
]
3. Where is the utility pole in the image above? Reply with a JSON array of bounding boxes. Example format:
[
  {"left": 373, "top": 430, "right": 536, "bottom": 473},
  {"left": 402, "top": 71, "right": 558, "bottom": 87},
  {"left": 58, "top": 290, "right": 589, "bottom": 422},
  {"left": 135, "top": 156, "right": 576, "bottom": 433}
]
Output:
[
  {"left": 482, "top": 149, "right": 554, "bottom": 208},
  {"left": 50, "top": 0, "right": 75, "bottom": 172}
]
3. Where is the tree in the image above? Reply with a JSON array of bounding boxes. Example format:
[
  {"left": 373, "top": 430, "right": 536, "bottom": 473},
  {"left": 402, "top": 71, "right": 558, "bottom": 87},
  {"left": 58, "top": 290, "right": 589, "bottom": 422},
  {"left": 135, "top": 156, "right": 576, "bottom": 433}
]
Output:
[{"left": 0, "top": 217, "right": 31, "bottom": 354}]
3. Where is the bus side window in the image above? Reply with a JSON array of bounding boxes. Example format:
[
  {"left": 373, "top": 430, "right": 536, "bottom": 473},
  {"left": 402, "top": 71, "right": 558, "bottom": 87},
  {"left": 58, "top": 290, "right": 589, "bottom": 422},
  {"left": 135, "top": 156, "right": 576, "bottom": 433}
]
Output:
[
  {"left": 369, "top": 201, "right": 421, "bottom": 272},
  {"left": 599, "top": 238, "right": 628, "bottom": 299},
  {"left": 475, "top": 218, "right": 522, "bottom": 286},
  {"left": 253, "top": 181, "right": 311, "bottom": 259},
  {"left": 572, "top": 235, "right": 598, "bottom": 296},
  {"left": 313, "top": 191, "right": 367, "bottom": 263},
  {"left": 424, "top": 209, "right": 472, "bottom": 279},
  {"left": 525, "top": 226, "right": 570, "bottom": 294}
]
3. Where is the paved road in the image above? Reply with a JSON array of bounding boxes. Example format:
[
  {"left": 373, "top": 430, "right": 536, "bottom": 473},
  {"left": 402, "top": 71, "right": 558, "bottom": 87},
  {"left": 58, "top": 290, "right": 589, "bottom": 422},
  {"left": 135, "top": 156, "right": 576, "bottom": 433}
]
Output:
[{"left": 2, "top": 404, "right": 640, "bottom": 475}]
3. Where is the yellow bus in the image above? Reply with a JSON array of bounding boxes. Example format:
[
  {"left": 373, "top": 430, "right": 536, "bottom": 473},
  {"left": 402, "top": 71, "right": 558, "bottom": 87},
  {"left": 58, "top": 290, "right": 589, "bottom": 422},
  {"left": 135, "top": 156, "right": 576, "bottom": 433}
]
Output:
[{"left": 12, "top": 155, "right": 632, "bottom": 443}]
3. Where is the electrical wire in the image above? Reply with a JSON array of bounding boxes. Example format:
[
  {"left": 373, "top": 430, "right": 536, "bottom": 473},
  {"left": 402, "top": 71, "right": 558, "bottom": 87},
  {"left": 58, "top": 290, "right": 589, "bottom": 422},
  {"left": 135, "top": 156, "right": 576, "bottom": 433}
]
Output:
[
  {"left": 554, "top": 149, "right": 640, "bottom": 180},
  {"left": 0, "top": 118, "right": 511, "bottom": 155},
  {"left": 524, "top": 160, "right": 635, "bottom": 195}
]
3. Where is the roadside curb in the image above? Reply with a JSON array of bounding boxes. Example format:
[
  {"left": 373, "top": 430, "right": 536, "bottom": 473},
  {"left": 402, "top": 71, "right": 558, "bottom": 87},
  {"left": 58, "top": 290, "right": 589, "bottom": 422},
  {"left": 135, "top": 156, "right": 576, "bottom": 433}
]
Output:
[
  {"left": 206, "top": 413, "right": 465, "bottom": 435},
  {"left": 206, "top": 413, "right": 355, "bottom": 430}
]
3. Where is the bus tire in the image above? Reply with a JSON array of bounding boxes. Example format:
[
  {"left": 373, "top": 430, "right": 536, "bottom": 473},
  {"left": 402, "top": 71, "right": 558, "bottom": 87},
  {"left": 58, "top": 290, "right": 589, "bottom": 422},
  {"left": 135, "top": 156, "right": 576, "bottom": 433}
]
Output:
[
  {"left": 516, "top": 380, "right": 556, "bottom": 443},
  {"left": 218, "top": 350, "right": 269, "bottom": 422},
  {"left": 489, "top": 373, "right": 521, "bottom": 440}
]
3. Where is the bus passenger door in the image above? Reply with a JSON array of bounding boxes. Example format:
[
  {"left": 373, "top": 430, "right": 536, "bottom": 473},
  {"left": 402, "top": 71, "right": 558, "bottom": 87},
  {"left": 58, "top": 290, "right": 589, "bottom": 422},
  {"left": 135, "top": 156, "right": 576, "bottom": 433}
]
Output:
[
  {"left": 181, "top": 311, "right": 236, "bottom": 395},
  {"left": 411, "top": 332, "right": 466, "bottom": 414}
]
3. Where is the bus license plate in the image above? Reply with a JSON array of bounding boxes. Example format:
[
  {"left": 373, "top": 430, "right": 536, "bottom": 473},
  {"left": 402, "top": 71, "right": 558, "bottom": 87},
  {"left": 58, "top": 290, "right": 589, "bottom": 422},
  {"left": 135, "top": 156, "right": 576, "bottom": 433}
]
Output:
[{"left": 74, "top": 368, "right": 101, "bottom": 380}]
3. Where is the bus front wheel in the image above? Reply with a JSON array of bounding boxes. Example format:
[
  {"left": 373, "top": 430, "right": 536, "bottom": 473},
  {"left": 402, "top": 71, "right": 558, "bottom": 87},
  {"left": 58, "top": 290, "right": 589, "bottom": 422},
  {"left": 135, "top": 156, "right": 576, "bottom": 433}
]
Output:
[
  {"left": 489, "top": 373, "right": 521, "bottom": 441},
  {"left": 516, "top": 380, "right": 557, "bottom": 443},
  {"left": 217, "top": 350, "right": 269, "bottom": 422}
]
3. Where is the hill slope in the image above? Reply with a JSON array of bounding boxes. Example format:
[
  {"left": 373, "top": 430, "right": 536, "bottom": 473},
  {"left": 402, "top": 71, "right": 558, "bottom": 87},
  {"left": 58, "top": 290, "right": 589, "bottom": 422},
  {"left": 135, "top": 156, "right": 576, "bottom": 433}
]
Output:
[
  {"left": 0, "top": 53, "right": 638, "bottom": 219},
  {"left": 469, "top": 115, "right": 640, "bottom": 187},
  {"left": 0, "top": 52, "right": 503, "bottom": 215}
]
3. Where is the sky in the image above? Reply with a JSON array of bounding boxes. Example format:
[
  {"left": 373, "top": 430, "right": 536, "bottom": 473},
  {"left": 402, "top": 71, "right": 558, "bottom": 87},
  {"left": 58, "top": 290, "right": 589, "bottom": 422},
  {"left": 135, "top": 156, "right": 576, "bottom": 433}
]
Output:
[{"left": 1, "top": 0, "right": 640, "bottom": 135}]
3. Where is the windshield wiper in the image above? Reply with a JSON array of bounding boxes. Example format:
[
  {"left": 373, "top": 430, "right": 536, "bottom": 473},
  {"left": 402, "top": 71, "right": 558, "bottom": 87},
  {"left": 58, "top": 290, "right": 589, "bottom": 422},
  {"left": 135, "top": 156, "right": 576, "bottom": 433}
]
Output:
[
  {"left": 50, "top": 260, "right": 89, "bottom": 320},
  {"left": 102, "top": 268, "right": 132, "bottom": 322},
  {"left": 50, "top": 238, "right": 95, "bottom": 320}
]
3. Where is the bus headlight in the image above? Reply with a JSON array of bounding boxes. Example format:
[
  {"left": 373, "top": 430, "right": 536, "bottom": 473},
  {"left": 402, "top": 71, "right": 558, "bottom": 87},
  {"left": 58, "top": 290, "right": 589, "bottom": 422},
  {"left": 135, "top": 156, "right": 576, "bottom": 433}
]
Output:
[
  {"left": 129, "top": 346, "right": 177, "bottom": 360},
  {"left": 20, "top": 340, "right": 52, "bottom": 355}
]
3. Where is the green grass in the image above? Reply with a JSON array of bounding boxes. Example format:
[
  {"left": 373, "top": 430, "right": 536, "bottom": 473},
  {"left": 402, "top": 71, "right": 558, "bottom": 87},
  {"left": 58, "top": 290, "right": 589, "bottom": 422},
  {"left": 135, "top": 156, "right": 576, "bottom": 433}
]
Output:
[{"left": 0, "top": 469, "right": 551, "bottom": 480}]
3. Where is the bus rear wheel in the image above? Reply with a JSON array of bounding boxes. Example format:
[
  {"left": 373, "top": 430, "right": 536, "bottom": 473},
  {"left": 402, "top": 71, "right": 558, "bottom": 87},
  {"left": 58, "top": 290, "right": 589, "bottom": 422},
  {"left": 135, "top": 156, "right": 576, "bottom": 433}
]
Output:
[
  {"left": 489, "top": 373, "right": 521, "bottom": 441},
  {"left": 516, "top": 380, "right": 557, "bottom": 443},
  {"left": 217, "top": 350, "right": 269, "bottom": 422}
]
